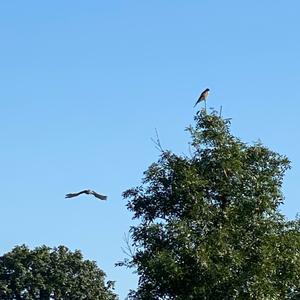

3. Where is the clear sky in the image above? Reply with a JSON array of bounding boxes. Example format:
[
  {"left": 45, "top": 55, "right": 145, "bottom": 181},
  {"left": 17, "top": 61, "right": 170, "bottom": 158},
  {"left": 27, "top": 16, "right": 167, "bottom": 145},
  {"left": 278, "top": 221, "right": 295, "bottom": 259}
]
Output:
[{"left": 0, "top": 1, "right": 299, "bottom": 298}]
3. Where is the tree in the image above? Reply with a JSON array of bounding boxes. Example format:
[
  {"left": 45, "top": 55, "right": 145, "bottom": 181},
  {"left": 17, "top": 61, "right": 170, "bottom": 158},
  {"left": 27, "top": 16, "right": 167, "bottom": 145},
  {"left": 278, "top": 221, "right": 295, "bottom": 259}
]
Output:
[
  {"left": 0, "top": 245, "right": 117, "bottom": 300},
  {"left": 123, "top": 110, "right": 300, "bottom": 299}
]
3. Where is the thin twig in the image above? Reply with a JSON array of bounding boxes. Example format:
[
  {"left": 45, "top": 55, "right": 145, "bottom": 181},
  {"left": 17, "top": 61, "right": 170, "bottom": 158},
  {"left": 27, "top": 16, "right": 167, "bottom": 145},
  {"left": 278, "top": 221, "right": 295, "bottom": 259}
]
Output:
[
  {"left": 188, "top": 144, "right": 193, "bottom": 158},
  {"left": 121, "top": 232, "right": 135, "bottom": 259},
  {"left": 151, "top": 128, "right": 164, "bottom": 152}
]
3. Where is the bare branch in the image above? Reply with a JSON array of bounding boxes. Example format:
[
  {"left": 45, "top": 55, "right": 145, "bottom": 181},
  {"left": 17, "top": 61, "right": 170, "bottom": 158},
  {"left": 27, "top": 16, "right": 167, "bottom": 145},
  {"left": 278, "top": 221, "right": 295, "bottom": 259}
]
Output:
[
  {"left": 121, "top": 232, "right": 135, "bottom": 259},
  {"left": 151, "top": 128, "right": 164, "bottom": 152},
  {"left": 219, "top": 105, "right": 223, "bottom": 117}
]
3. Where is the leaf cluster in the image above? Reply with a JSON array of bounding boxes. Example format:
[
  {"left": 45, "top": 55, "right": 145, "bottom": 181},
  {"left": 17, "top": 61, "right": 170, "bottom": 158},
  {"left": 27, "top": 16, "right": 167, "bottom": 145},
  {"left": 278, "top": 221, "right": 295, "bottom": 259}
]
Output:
[
  {"left": 123, "top": 111, "right": 300, "bottom": 299},
  {"left": 0, "top": 245, "right": 117, "bottom": 300}
]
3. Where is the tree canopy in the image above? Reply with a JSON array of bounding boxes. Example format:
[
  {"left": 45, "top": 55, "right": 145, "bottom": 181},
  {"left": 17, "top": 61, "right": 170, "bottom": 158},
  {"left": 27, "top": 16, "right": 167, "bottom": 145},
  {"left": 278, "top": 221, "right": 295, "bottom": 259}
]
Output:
[
  {"left": 123, "top": 110, "right": 300, "bottom": 299},
  {"left": 0, "top": 245, "right": 117, "bottom": 300}
]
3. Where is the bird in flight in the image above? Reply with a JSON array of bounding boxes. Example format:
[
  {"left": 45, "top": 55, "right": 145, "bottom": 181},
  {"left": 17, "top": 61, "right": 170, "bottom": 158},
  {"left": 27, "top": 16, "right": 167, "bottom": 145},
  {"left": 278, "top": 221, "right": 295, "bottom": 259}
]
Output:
[
  {"left": 65, "top": 189, "right": 107, "bottom": 201},
  {"left": 194, "top": 88, "right": 210, "bottom": 108}
]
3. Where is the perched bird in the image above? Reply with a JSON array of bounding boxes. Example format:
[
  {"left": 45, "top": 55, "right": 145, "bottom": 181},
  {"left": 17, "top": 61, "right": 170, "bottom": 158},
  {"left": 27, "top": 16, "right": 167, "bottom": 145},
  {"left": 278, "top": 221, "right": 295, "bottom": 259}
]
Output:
[
  {"left": 194, "top": 88, "right": 210, "bottom": 107},
  {"left": 65, "top": 189, "right": 107, "bottom": 201}
]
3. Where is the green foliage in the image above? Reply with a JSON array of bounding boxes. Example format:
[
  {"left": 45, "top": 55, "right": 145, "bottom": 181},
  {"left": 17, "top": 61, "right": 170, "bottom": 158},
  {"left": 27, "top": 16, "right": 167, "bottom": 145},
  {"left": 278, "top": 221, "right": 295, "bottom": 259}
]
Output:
[
  {"left": 0, "top": 245, "right": 117, "bottom": 300},
  {"left": 123, "top": 110, "right": 300, "bottom": 299}
]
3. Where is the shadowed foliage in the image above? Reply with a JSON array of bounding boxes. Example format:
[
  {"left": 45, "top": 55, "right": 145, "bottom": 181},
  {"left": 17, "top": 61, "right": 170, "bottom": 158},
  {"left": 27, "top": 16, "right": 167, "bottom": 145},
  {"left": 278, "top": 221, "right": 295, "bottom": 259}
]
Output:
[{"left": 0, "top": 245, "right": 117, "bottom": 300}]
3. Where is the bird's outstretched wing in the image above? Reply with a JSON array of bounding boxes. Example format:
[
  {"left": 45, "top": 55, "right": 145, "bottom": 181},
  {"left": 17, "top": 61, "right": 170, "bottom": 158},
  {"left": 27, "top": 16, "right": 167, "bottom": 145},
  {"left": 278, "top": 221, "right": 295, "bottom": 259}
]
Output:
[
  {"left": 65, "top": 189, "right": 107, "bottom": 201},
  {"left": 65, "top": 190, "right": 87, "bottom": 198},
  {"left": 90, "top": 190, "right": 107, "bottom": 200}
]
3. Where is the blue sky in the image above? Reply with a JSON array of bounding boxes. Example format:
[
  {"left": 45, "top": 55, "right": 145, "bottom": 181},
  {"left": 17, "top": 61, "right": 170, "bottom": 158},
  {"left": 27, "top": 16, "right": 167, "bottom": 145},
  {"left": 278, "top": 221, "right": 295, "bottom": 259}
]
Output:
[{"left": 0, "top": 1, "right": 299, "bottom": 298}]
